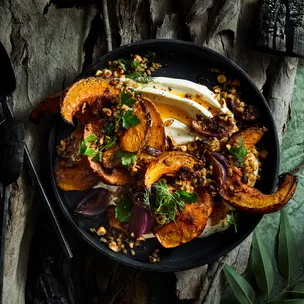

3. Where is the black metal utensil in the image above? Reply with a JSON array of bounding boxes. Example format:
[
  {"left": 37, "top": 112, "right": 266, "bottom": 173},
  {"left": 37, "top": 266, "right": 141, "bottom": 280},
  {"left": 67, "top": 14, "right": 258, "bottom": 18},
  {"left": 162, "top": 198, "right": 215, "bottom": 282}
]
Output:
[{"left": 0, "top": 42, "right": 73, "bottom": 263}]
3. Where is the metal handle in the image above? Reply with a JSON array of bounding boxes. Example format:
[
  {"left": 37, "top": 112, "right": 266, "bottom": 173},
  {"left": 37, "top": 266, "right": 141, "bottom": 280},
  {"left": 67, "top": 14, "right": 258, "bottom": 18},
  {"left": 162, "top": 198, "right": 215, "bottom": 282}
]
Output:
[
  {"left": 0, "top": 186, "right": 10, "bottom": 303},
  {"left": 24, "top": 145, "right": 73, "bottom": 259}
]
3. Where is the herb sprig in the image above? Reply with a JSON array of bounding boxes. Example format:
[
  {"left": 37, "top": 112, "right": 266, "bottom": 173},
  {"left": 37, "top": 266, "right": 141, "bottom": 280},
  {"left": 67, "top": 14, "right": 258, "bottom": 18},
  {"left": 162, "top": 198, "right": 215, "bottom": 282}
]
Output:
[
  {"left": 228, "top": 137, "right": 247, "bottom": 165},
  {"left": 153, "top": 181, "right": 198, "bottom": 224}
]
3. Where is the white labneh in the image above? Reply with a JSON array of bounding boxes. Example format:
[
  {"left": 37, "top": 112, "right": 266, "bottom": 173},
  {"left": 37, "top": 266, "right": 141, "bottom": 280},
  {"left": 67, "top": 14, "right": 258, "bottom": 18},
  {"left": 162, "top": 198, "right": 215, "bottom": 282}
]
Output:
[{"left": 164, "top": 119, "right": 201, "bottom": 145}]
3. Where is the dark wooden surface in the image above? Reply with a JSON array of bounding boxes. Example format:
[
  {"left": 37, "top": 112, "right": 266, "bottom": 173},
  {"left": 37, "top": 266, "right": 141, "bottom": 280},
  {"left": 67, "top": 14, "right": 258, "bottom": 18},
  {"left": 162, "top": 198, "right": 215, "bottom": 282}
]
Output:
[{"left": 0, "top": 0, "right": 300, "bottom": 303}]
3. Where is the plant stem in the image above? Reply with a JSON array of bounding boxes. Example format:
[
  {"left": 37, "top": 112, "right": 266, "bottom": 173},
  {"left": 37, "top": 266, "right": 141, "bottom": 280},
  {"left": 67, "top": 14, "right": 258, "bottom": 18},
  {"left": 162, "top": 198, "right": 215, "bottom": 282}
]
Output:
[{"left": 266, "top": 272, "right": 304, "bottom": 303}]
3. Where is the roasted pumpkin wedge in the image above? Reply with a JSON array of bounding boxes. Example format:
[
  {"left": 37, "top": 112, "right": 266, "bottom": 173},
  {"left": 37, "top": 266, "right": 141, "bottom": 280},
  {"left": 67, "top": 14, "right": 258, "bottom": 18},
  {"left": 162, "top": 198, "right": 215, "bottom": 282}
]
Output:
[
  {"left": 102, "top": 145, "right": 121, "bottom": 169},
  {"left": 144, "top": 151, "right": 200, "bottom": 187},
  {"left": 119, "top": 99, "right": 151, "bottom": 152},
  {"left": 84, "top": 120, "right": 132, "bottom": 185},
  {"left": 155, "top": 189, "right": 214, "bottom": 248},
  {"left": 61, "top": 77, "right": 121, "bottom": 124},
  {"left": 142, "top": 97, "right": 165, "bottom": 151},
  {"left": 220, "top": 172, "right": 297, "bottom": 213},
  {"left": 54, "top": 158, "right": 98, "bottom": 191},
  {"left": 227, "top": 127, "right": 267, "bottom": 150},
  {"left": 30, "top": 92, "right": 61, "bottom": 124}
]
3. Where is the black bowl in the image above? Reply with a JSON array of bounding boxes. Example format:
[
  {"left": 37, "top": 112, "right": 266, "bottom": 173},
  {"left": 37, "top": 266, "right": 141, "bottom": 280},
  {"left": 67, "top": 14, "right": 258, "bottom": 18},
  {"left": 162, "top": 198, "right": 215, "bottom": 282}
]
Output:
[{"left": 49, "top": 39, "right": 279, "bottom": 272}]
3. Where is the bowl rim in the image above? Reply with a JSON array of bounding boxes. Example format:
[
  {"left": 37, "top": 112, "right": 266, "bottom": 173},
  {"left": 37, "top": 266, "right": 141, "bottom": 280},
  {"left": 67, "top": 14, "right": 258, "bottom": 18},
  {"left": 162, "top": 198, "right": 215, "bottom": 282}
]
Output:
[{"left": 48, "top": 39, "right": 280, "bottom": 272}]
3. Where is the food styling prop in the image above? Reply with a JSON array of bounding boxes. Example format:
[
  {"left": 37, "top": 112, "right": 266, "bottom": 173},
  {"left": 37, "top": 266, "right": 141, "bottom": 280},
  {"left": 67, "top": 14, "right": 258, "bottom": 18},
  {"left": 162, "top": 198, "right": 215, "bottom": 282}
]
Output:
[
  {"left": 32, "top": 40, "right": 297, "bottom": 271},
  {"left": 0, "top": 42, "right": 73, "bottom": 260},
  {"left": 0, "top": 45, "right": 25, "bottom": 304}
]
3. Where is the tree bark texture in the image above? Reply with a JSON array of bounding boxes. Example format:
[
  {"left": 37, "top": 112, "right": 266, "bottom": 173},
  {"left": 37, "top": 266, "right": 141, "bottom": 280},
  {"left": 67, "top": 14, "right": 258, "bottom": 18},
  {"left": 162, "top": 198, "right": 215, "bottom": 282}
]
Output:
[{"left": 0, "top": 0, "right": 298, "bottom": 303}]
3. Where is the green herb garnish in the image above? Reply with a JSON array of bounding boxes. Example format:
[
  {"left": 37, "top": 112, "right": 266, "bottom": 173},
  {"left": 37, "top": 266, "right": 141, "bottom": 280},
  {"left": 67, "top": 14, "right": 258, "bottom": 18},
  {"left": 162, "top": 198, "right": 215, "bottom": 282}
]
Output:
[
  {"left": 176, "top": 190, "right": 199, "bottom": 203},
  {"left": 227, "top": 211, "right": 238, "bottom": 233},
  {"left": 115, "top": 196, "right": 132, "bottom": 223},
  {"left": 154, "top": 181, "right": 186, "bottom": 224},
  {"left": 118, "top": 59, "right": 140, "bottom": 71},
  {"left": 228, "top": 137, "right": 247, "bottom": 165},
  {"left": 78, "top": 135, "right": 98, "bottom": 156},
  {"left": 92, "top": 150, "right": 103, "bottom": 162},
  {"left": 120, "top": 91, "right": 137, "bottom": 107},
  {"left": 126, "top": 72, "right": 153, "bottom": 84},
  {"left": 104, "top": 135, "right": 117, "bottom": 150},
  {"left": 122, "top": 110, "right": 140, "bottom": 129},
  {"left": 119, "top": 151, "right": 137, "bottom": 167}
]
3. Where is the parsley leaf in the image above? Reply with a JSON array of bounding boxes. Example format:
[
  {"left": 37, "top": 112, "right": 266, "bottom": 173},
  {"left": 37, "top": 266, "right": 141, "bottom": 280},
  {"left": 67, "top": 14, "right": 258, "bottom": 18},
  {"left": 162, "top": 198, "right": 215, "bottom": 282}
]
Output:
[
  {"left": 117, "top": 59, "right": 130, "bottom": 71},
  {"left": 176, "top": 190, "right": 199, "bottom": 203},
  {"left": 92, "top": 150, "right": 103, "bottom": 162},
  {"left": 78, "top": 136, "right": 98, "bottom": 155},
  {"left": 118, "top": 59, "right": 140, "bottom": 71},
  {"left": 126, "top": 72, "right": 153, "bottom": 84},
  {"left": 120, "top": 91, "right": 137, "bottom": 107},
  {"left": 122, "top": 110, "right": 140, "bottom": 129},
  {"left": 143, "top": 189, "right": 150, "bottom": 207},
  {"left": 104, "top": 135, "right": 117, "bottom": 150},
  {"left": 227, "top": 211, "right": 238, "bottom": 233},
  {"left": 119, "top": 151, "right": 137, "bottom": 167},
  {"left": 115, "top": 196, "right": 132, "bottom": 223},
  {"left": 104, "top": 122, "right": 115, "bottom": 136},
  {"left": 228, "top": 137, "right": 247, "bottom": 165}
]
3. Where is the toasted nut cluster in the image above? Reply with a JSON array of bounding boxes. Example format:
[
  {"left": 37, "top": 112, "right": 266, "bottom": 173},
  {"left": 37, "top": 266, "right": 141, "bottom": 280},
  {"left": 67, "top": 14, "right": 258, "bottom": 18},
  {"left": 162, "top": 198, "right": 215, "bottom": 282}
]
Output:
[{"left": 90, "top": 226, "right": 145, "bottom": 255}]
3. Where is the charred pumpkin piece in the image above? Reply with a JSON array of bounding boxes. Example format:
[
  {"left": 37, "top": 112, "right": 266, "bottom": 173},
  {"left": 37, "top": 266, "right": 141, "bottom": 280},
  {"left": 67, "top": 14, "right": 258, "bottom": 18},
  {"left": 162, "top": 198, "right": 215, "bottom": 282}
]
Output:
[
  {"left": 107, "top": 206, "right": 128, "bottom": 234},
  {"left": 227, "top": 127, "right": 267, "bottom": 150},
  {"left": 142, "top": 97, "right": 165, "bottom": 151},
  {"left": 102, "top": 145, "right": 121, "bottom": 169},
  {"left": 84, "top": 120, "right": 132, "bottom": 186},
  {"left": 30, "top": 92, "right": 61, "bottom": 124},
  {"left": 144, "top": 151, "right": 200, "bottom": 188},
  {"left": 54, "top": 158, "right": 98, "bottom": 191},
  {"left": 155, "top": 189, "right": 214, "bottom": 248},
  {"left": 61, "top": 77, "right": 120, "bottom": 124},
  {"left": 219, "top": 173, "right": 297, "bottom": 214},
  {"left": 119, "top": 99, "right": 151, "bottom": 152}
]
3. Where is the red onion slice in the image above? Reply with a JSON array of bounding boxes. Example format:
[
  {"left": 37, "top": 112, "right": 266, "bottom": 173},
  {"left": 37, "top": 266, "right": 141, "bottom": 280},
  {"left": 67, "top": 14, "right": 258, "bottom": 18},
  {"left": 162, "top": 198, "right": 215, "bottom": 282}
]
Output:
[
  {"left": 209, "top": 153, "right": 228, "bottom": 190},
  {"left": 74, "top": 188, "right": 110, "bottom": 216},
  {"left": 128, "top": 205, "right": 151, "bottom": 239}
]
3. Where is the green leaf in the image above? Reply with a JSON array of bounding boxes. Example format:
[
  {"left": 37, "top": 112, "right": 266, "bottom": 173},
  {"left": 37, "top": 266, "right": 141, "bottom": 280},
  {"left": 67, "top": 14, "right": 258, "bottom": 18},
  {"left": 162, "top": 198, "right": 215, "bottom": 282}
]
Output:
[
  {"left": 120, "top": 91, "right": 137, "bottom": 107},
  {"left": 117, "top": 59, "right": 130, "bottom": 71},
  {"left": 268, "top": 300, "right": 304, "bottom": 303},
  {"left": 252, "top": 229, "right": 274, "bottom": 295},
  {"left": 154, "top": 181, "right": 185, "bottom": 223},
  {"left": 78, "top": 135, "right": 99, "bottom": 155},
  {"left": 223, "top": 264, "right": 255, "bottom": 304},
  {"left": 130, "top": 59, "right": 140, "bottom": 69},
  {"left": 126, "top": 72, "right": 152, "bottom": 83},
  {"left": 92, "top": 151, "right": 103, "bottom": 162},
  {"left": 122, "top": 110, "right": 140, "bottom": 129},
  {"left": 228, "top": 137, "right": 247, "bottom": 165},
  {"left": 84, "top": 135, "right": 98, "bottom": 143},
  {"left": 115, "top": 196, "right": 132, "bottom": 223},
  {"left": 278, "top": 209, "right": 299, "bottom": 280},
  {"left": 292, "top": 282, "right": 304, "bottom": 299},
  {"left": 82, "top": 147, "right": 97, "bottom": 157},
  {"left": 119, "top": 151, "right": 137, "bottom": 167},
  {"left": 227, "top": 212, "right": 239, "bottom": 233},
  {"left": 104, "top": 135, "right": 117, "bottom": 150},
  {"left": 176, "top": 190, "right": 198, "bottom": 203}
]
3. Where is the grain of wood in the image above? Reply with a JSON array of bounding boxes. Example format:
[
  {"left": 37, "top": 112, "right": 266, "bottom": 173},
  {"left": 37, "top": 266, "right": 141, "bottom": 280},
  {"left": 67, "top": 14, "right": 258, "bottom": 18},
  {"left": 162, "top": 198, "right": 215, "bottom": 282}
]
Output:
[{"left": 0, "top": 0, "right": 299, "bottom": 303}]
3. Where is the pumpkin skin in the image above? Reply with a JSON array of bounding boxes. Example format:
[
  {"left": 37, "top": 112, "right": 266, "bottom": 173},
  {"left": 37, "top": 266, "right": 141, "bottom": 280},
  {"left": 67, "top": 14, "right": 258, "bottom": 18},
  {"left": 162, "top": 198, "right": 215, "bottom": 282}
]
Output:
[
  {"left": 220, "top": 172, "right": 297, "bottom": 214},
  {"left": 61, "top": 77, "right": 121, "bottom": 124},
  {"left": 144, "top": 151, "right": 201, "bottom": 188}
]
